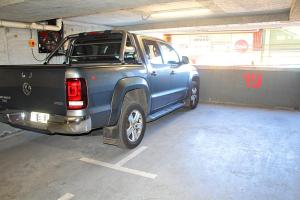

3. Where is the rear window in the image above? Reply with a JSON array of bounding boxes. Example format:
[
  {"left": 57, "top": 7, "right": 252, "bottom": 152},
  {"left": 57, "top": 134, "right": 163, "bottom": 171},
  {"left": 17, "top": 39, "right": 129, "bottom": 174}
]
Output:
[{"left": 70, "top": 33, "right": 123, "bottom": 64}]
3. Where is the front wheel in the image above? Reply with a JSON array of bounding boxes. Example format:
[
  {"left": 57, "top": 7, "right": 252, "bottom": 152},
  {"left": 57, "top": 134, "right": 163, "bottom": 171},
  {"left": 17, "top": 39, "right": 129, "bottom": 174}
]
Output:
[
  {"left": 186, "top": 81, "right": 199, "bottom": 109},
  {"left": 118, "top": 102, "right": 146, "bottom": 149}
]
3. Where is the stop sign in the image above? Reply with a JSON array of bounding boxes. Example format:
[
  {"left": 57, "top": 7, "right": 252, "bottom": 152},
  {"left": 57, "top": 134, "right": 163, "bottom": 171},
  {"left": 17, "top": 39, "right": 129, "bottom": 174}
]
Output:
[{"left": 235, "top": 40, "right": 249, "bottom": 53}]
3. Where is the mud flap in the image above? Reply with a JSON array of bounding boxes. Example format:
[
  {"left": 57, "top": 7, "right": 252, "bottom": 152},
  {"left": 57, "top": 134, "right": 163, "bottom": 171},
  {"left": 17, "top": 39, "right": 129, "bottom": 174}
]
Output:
[{"left": 103, "top": 125, "right": 120, "bottom": 146}]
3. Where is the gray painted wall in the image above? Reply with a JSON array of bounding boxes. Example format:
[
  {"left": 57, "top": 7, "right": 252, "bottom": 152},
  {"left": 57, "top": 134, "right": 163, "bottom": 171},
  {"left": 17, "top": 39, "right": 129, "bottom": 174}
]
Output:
[{"left": 197, "top": 66, "right": 300, "bottom": 110}]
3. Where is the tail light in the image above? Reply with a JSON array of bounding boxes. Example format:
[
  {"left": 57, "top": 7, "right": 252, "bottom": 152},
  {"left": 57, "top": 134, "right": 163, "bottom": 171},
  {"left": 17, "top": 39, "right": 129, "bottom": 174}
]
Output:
[{"left": 66, "top": 78, "right": 87, "bottom": 110}]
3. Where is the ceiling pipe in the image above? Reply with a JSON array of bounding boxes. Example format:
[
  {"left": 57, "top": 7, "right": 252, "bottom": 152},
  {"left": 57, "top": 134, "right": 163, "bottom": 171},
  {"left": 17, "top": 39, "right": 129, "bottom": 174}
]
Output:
[{"left": 0, "top": 18, "right": 62, "bottom": 31}]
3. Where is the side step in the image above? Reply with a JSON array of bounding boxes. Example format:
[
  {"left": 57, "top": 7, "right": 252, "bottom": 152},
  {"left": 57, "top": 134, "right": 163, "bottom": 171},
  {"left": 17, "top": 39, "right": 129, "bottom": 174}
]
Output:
[{"left": 146, "top": 102, "right": 184, "bottom": 122}]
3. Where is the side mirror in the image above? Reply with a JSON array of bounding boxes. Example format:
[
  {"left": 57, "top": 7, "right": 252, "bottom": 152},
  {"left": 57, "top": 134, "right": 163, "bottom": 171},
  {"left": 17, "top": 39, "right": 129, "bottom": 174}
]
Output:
[
  {"left": 182, "top": 56, "right": 189, "bottom": 64},
  {"left": 125, "top": 46, "right": 136, "bottom": 54}
]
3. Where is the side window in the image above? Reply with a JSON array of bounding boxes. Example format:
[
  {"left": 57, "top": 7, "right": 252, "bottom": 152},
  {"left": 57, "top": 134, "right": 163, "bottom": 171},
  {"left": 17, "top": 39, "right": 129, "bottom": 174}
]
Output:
[
  {"left": 143, "top": 39, "right": 163, "bottom": 65},
  {"left": 160, "top": 43, "right": 180, "bottom": 65}
]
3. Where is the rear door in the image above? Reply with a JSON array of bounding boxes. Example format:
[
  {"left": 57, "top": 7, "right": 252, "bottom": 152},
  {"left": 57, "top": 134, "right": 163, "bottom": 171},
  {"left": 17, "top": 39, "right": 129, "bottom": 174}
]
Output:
[
  {"left": 159, "top": 42, "right": 189, "bottom": 102},
  {"left": 142, "top": 39, "right": 173, "bottom": 111},
  {"left": 0, "top": 66, "right": 67, "bottom": 115}
]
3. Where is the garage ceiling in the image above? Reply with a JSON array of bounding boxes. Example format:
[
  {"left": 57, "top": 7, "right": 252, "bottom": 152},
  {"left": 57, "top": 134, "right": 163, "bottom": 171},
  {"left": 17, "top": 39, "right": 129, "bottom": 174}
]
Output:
[
  {"left": 0, "top": 0, "right": 180, "bottom": 22},
  {"left": 0, "top": 0, "right": 292, "bottom": 27}
]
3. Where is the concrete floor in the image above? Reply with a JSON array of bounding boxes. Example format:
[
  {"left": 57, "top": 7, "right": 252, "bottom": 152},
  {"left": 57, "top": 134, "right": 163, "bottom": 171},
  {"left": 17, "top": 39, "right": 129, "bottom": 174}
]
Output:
[{"left": 0, "top": 104, "right": 299, "bottom": 200}]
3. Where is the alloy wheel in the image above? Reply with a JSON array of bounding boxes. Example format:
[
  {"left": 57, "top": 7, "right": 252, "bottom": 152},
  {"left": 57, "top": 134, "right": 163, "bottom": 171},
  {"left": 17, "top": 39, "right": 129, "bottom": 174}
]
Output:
[{"left": 126, "top": 109, "right": 143, "bottom": 142}]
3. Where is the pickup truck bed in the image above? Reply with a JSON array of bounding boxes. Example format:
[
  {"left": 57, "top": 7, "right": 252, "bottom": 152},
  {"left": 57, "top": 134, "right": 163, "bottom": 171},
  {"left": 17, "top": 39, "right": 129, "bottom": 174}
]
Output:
[
  {"left": 0, "top": 65, "right": 67, "bottom": 115},
  {"left": 0, "top": 63, "right": 147, "bottom": 134}
]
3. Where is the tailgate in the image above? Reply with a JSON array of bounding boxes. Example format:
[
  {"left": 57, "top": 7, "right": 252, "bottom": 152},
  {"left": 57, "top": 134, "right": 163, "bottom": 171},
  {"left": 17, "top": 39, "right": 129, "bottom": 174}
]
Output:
[{"left": 0, "top": 66, "right": 67, "bottom": 116}]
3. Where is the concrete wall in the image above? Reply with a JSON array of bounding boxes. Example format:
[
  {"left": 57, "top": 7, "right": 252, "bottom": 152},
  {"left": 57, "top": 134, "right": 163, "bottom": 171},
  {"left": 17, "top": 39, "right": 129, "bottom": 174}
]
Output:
[
  {"left": 0, "top": 21, "right": 110, "bottom": 65},
  {"left": 198, "top": 66, "right": 300, "bottom": 110}
]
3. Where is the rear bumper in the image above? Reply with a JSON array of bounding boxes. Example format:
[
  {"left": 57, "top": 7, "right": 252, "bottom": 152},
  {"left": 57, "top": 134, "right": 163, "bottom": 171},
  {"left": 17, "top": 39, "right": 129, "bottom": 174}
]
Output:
[{"left": 0, "top": 111, "right": 92, "bottom": 135}]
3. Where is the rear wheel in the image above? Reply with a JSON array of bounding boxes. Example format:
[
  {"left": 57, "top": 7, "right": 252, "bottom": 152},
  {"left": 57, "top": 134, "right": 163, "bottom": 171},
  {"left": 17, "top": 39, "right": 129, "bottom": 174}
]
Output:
[
  {"left": 118, "top": 100, "right": 146, "bottom": 149},
  {"left": 186, "top": 81, "right": 199, "bottom": 109}
]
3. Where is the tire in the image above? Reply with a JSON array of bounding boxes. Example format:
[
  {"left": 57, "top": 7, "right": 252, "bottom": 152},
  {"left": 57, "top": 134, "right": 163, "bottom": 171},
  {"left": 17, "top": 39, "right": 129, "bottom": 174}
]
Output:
[
  {"left": 187, "top": 81, "right": 199, "bottom": 109},
  {"left": 118, "top": 98, "right": 146, "bottom": 149}
]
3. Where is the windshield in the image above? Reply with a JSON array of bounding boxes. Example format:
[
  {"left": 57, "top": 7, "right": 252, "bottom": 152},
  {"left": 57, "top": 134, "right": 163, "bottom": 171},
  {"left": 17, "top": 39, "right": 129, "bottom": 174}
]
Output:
[{"left": 69, "top": 33, "right": 123, "bottom": 64}]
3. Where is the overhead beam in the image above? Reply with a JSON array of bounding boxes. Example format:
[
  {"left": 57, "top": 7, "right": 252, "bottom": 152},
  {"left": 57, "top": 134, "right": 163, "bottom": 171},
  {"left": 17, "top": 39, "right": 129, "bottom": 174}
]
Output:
[
  {"left": 117, "top": 11, "right": 290, "bottom": 31},
  {"left": 290, "top": 0, "right": 300, "bottom": 21}
]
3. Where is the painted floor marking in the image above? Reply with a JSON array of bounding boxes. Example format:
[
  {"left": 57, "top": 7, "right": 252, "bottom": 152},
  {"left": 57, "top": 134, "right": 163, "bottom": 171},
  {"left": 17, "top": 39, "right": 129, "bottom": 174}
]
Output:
[
  {"left": 115, "top": 146, "right": 148, "bottom": 167},
  {"left": 79, "top": 146, "right": 157, "bottom": 179},
  {"left": 0, "top": 130, "right": 24, "bottom": 141},
  {"left": 57, "top": 193, "right": 74, "bottom": 200},
  {"left": 80, "top": 157, "right": 157, "bottom": 179}
]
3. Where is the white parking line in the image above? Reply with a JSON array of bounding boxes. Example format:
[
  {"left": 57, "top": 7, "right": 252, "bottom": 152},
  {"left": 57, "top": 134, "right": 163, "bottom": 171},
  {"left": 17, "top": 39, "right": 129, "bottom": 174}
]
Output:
[
  {"left": 79, "top": 146, "right": 157, "bottom": 179},
  {"left": 115, "top": 146, "right": 148, "bottom": 167},
  {"left": 57, "top": 193, "right": 74, "bottom": 200},
  {"left": 80, "top": 157, "right": 157, "bottom": 179},
  {"left": 0, "top": 130, "right": 23, "bottom": 141}
]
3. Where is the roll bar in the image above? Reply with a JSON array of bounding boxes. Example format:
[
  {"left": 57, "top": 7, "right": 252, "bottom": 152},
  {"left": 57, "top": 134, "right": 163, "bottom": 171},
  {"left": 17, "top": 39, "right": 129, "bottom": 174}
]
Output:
[{"left": 44, "top": 30, "right": 130, "bottom": 65}]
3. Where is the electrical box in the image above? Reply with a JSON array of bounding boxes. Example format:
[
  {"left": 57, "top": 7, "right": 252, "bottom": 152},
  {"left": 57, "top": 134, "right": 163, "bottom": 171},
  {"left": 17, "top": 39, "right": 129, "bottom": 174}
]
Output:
[
  {"left": 37, "top": 19, "right": 64, "bottom": 54},
  {"left": 28, "top": 39, "right": 36, "bottom": 48}
]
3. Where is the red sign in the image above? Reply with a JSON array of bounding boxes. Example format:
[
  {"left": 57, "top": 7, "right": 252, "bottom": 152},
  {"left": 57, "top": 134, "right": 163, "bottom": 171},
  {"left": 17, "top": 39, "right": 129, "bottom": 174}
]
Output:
[{"left": 235, "top": 40, "right": 249, "bottom": 53}]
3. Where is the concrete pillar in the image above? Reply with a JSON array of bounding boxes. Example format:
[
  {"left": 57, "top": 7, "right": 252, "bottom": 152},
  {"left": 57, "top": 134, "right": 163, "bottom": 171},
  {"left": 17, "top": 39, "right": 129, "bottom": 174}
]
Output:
[
  {"left": 290, "top": 0, "right": 300, "bottom": 21},
  {"left": 262, "top": 29, "right": 271, "bottom": 65}
]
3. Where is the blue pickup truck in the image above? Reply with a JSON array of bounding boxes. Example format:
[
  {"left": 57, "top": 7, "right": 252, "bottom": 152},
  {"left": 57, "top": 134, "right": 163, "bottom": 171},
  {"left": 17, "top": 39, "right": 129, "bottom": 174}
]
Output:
[{"left": 0, "top": 30, "right": 199, "bottom": 148}]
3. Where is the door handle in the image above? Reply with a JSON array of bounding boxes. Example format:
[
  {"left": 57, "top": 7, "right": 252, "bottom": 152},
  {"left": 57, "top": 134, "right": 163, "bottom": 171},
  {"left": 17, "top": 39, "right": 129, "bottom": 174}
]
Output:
[
  {"left": 170, "top": 70, "right": 175, "bottom": 75},
  {"left": 151, "top": 71, "right": 157, "bottom": 76}
]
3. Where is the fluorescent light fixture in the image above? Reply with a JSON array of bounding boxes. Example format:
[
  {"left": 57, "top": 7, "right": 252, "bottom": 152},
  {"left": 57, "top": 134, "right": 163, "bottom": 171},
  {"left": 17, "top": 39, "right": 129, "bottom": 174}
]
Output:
[{"left": 150, "top": 8, "right": 211, "bottom": 19}]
